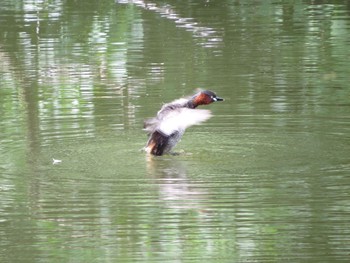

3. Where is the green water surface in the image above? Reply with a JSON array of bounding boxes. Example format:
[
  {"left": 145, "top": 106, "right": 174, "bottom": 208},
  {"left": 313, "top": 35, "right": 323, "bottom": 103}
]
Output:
[{"left": 1, "top": 0, "right": 350, "bottom": 262}]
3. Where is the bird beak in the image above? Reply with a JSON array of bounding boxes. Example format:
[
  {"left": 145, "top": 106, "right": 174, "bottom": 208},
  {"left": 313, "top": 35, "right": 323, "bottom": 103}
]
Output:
[{"left": 215, "top": 97, "right": 224, "bottom": 101}]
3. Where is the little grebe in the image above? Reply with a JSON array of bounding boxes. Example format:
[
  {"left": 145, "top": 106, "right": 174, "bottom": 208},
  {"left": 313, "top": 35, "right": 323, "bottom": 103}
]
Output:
[{"left": 144, "top": 90, "right": 223, "bottom": 156}]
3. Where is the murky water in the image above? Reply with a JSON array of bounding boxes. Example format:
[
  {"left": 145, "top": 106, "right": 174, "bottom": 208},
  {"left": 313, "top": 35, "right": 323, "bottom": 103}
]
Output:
[{"left": 1, "top": 0, "right": 350, "bottom": 262}]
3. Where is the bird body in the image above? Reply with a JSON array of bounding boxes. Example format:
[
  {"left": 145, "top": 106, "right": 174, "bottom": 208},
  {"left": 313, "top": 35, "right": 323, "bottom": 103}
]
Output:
[{"left": 144, "top": 90, "right": 223, "bottom": 156}]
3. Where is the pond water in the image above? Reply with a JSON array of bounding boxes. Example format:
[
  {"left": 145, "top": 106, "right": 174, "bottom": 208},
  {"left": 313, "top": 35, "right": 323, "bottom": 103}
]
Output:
[{"left": 1, "top": 0, "right": 350, "bottom": 262}]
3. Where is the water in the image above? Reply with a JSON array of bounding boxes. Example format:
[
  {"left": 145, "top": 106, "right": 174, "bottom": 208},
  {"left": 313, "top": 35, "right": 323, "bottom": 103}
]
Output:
[{"left": 1, "top": 0, "right": 350, "bottom": 262}]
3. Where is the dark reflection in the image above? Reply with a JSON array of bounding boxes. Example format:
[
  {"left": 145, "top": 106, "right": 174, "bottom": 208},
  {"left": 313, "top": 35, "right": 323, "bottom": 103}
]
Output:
[
  {"left": 22, "top": 81, "right": 40, "bottom": 162},
  {"left": 146, "top": 156, "right": 209, "bottom": 211}
]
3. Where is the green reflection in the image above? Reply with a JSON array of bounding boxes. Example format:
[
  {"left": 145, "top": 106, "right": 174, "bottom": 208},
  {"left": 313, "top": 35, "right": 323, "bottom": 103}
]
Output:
[{"left": 1, "top": 0, "right": 350, "bottom": 262}]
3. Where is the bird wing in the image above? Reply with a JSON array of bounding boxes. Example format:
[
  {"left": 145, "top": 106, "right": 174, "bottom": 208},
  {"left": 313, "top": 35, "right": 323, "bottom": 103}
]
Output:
[{"left": 158, "top": 108, "right": 212, "bottom": 136}]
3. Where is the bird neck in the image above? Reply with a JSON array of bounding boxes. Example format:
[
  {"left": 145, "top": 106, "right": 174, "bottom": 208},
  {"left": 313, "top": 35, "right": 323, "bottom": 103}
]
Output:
[{"left": 186, "top": 100, "right": 198, "bottom": 109}]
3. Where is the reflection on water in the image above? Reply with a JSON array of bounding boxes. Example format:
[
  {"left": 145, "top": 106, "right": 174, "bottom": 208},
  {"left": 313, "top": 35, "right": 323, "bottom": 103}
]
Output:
[
  {"left": 147, "top": 156, "right": 209, "bottom": 211},
  {"left": 116, "top": 0, "right": 223, "bottom": 48},
  {"left": 1, "top": 0, "right": 350, "bottom": 262}
]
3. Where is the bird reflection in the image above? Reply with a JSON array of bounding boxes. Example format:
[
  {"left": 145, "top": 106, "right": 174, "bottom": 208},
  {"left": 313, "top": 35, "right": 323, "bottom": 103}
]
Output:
[{"left": 146, "top": 155, "right": 209, "bottom": 211}]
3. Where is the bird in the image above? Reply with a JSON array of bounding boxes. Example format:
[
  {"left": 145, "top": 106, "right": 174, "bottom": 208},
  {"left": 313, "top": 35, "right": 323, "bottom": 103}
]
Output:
[{"left": 143, "top": 90, "right": 223, "bottom": 156}]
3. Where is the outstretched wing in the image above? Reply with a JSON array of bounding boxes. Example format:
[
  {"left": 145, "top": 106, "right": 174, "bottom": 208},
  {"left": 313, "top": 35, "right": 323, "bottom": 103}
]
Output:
[{"left": 158, "top": 108, "right": 212, "bottom": 136}]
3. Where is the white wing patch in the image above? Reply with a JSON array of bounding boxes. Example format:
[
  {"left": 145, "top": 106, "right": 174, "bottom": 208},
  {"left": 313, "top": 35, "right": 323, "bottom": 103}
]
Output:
[{"left": 158, "top": 108, "right": 212, "bottom": 136}]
